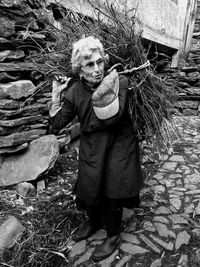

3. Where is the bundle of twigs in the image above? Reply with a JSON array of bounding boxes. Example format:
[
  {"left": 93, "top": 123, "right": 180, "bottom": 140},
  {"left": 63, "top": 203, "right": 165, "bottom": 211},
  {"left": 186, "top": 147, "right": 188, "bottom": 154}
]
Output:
[{"left": 31, "top": 0, "right": 178, "bottom": 149}]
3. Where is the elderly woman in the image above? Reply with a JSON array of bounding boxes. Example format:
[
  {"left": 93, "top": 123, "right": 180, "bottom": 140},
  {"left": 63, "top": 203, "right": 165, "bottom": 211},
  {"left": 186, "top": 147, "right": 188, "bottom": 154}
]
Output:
[{"left": 49, "top": 36, "right": 143, "bottom": 261}]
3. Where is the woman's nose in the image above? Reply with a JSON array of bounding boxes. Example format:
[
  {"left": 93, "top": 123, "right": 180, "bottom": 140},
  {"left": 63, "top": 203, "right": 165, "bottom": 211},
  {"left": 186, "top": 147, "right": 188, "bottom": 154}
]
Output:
[{"left": 93, "top": 62, "right": 101, "bottom": 72}]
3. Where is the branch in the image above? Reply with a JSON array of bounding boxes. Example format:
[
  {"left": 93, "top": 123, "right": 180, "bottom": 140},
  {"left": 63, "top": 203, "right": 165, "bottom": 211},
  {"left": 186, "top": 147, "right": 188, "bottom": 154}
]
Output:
[{"left": 118, "top": 60, "right": 150, "bottom": 74}]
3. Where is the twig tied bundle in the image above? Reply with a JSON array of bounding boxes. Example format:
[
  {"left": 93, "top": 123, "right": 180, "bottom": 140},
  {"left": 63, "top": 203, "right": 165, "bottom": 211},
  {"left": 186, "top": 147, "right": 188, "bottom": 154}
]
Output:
[
  {"left": 31, "top": 0, "right": 178, "bottom": 149},
  {"left": 88, "top": 1, "right": 178, "bottom": 150}
]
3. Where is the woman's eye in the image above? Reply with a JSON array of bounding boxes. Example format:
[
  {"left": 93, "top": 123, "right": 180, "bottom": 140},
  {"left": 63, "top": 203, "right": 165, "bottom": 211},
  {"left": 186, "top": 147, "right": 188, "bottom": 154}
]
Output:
[
  {"left": 97, "top": 59, "right": 103, "bottom": 64},
  {"left": 86, "top": 62, "right": 94, "bottom": 68}
]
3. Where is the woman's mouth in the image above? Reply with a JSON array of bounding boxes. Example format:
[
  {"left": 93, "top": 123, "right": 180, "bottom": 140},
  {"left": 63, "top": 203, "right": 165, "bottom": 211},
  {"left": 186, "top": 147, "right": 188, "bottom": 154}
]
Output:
[{"left": 94, "top": 75, "right": 102, "bottom": 80}]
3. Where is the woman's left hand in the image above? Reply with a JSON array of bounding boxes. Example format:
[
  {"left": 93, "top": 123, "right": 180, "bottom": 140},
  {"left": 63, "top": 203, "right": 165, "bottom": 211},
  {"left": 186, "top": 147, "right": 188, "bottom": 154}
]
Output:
[{"left": 52, "top": 75, "right": 71, "bottom": 101}]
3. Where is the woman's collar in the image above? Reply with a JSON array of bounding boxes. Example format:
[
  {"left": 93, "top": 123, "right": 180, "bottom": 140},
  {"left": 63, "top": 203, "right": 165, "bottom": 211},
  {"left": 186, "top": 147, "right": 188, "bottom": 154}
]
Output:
[{"left": 81, "top": 78, "right": 102, "bottom": 92}]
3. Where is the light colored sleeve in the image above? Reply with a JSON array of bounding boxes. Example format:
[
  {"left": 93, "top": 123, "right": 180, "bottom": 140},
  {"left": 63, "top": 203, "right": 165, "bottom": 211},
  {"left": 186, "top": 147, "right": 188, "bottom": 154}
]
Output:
[{"left": 48, "top": 100, "right": 62, "bottom": 117}]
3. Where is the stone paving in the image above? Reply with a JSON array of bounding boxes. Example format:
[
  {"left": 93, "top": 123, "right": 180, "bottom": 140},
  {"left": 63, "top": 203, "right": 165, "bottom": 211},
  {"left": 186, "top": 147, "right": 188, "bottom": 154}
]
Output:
[{"left": 66, "top": 116, "right": 200, "bottom": 266}]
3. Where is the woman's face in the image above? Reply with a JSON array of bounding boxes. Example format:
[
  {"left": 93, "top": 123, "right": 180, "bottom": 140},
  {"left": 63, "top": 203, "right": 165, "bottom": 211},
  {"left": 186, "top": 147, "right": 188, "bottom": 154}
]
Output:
[{"left": 79, "top": 51, "right": 105, "bottom": 86}]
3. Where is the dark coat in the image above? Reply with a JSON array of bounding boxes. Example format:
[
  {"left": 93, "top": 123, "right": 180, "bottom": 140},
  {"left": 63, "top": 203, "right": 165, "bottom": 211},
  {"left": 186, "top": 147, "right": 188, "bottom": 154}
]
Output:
[{"left": 50, "top": 75, "right": 143, "bottom": 205}]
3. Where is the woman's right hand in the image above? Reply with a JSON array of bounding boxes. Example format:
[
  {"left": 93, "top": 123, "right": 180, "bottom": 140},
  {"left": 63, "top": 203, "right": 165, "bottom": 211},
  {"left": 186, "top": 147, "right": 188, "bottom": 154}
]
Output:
[{"left": 52, "top": 75, "right": 71, "bottom": 101}]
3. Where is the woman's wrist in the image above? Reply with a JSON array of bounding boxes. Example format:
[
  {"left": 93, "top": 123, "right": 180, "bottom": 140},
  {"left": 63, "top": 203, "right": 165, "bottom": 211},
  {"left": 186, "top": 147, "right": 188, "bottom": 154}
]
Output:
[
  {"left": 51, "top": 100, "right": 60, "bottom": 104},
  {"left": 52, "top": 94, "right": 61, "bottom": 102}
]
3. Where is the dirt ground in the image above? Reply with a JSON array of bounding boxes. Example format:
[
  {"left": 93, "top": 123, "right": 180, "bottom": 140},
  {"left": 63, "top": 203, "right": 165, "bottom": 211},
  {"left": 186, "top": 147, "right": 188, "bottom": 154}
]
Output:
[{"left": 0, "top": 143, "right": 84, "bottom": 267}]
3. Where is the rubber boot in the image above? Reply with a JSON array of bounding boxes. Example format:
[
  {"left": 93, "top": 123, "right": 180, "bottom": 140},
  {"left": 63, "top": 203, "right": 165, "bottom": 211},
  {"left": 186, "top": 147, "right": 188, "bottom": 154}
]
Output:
[
  {"left": 91, "top": 208, "right": 122, "bottom": 261},
  {"left": 73, "top": 204, "right": 102, "bottom": 242}
]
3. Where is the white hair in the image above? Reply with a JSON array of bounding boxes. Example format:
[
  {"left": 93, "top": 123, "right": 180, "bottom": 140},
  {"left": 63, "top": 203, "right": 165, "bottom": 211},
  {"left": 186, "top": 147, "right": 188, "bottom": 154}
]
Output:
[{"left": 71, "top": 36, "right": 108, "bottom": 74}]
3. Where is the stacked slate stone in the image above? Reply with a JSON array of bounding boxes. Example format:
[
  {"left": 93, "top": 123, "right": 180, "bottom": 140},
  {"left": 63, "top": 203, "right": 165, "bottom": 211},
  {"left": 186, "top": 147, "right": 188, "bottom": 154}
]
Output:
[
  {"left": 163, "top": 65, "right": 200, "bottom": 116},
  {"left": 0, "top": 0, "right": 55, "bottom": 155},
  {"left": 163, "top": 0, "right": 200, "bottom": 116}
]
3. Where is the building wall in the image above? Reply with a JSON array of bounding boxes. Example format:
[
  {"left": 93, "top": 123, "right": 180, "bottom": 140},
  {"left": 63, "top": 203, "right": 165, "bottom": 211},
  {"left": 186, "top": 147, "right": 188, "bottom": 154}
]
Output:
[
  {"left": 48, "top": 0, "right": 195, "bottom": 56},
  {"left": 113, "top": 0, "right": 189, "bottom": 51},
  {"left": 130, "top": 0, "right": 188, "bottom": 50}
]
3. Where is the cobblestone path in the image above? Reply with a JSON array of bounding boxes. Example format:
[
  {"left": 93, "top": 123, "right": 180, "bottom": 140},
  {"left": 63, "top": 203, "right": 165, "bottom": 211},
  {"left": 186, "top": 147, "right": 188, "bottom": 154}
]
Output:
[{"left": 66, "top": 116, "right": 200, "bottom": 267}]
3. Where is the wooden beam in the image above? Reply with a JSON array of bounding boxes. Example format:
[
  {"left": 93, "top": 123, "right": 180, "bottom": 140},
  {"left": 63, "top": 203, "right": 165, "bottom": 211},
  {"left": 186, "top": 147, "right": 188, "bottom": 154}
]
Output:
[{"left": 182, "top": 0, "right": 198, "bottom": 60}]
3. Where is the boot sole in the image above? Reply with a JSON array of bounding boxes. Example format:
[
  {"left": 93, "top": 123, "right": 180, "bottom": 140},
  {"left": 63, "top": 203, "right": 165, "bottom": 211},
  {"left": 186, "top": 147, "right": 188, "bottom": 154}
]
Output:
[{"left": 91, "top": 236, "right": 121, "bottom": 262}]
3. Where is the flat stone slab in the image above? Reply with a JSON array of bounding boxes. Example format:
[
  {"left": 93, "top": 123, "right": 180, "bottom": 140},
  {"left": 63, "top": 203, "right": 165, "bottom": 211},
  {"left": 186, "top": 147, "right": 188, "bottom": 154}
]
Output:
[
  {"left": 69, "top": 240, "right": 86, "bottom": 258},
  {"left": 120, "top": 243, "right": 149, "bottom": 255},
  {"left": 0, "top": 216, "right": 24, "bottom": 255},
  {"left": 0, "top": 143, "right": 28, "bottom": 154},
  {"left": 0, "top": 135, "right": 59, "bottom": 186},
  {"left": 0, "top": 129, "right": 46, "bottom": 148},
  {"left": 162, "top": 162, "right": 178, "bottom": 170},
  {"left": 169, "top": 155, "right": 185, "bottom": 162},
  {"left": 0, "top": 80, "right": 36, "bottom": 99},
  {"left": 175, "top": 231, "right": 191, "bottom": 251}
]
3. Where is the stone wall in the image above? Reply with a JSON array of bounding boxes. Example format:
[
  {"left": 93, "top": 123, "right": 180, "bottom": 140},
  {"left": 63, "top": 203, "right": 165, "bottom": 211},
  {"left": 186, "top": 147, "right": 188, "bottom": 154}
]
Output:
[
  {"left": 164, "top": 0, "right": 200, "bottom": 116},
  {"left": 0, "top": 1, "right": 48, "bottom": 154},
  {"left": 0, "top": 0, "right": 77, "bottom": 155}
]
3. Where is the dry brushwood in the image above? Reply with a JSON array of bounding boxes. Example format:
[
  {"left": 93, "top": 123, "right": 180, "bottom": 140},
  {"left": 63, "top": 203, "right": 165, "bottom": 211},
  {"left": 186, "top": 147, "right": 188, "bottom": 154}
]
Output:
[{"left": 30, "top": 1, "right": 178, "bottom": 149}]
